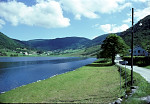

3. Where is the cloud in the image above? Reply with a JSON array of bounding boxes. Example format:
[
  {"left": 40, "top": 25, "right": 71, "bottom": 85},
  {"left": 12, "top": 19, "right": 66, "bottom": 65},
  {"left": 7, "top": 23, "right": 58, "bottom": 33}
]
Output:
[
  {"left": 130, "top": 0, "right": 150, "bottom": 21},
  {"left": 60, "top": 0, "right": 131, "bottom": 20},
  {"left": 100, "top": 24, "right": 111, "bottom": 33},
  {"left": 122, "top": 0, "right": 150, "bottom": 24},
  {"left": 36, "top": 0, "right": 46, "bottom": 3},
  {"left": 0, "top": 0, "right": 70, "bottom": 28},
  {"left": 132, "top": 0, "right": 148, "bottom": 2},
  {"left": 134, "top": 7, "right": 150, "bottom": 21},
  {"left": 92, "top": 35, "right": 99, "bottom": 39},
  {"left": 100, "top": 24, "right": 129, "bottom": 33},
  {"left": 0, "top": 19, "right": 5, "bottom": 29},
  {"left": 123, "top": 18, "right": 131, "bottom": 23}
]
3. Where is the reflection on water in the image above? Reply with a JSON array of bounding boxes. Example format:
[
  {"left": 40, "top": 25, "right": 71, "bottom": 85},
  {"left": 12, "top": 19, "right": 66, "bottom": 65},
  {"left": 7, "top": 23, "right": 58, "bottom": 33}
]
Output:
[
  {"left": 0, "top": 57, "right": 87, "bottom": 69},
  {"left": 0, "top": 57, "right": 96, "bottom": 93}
]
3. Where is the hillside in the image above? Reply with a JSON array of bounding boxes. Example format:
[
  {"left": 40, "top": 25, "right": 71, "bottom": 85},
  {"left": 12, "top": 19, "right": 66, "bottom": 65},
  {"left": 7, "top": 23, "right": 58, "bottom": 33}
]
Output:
[
  {"left": 90, "top": 15, "right": 150, "bottom": 49},
  {"left": 91, "top": 34, "right": 110, "bottom": 46},
  {"left": 120, "top": 15, "right": 150, "bottom": 49},
  {"left": 24, "top": 37, "right": 91, "bottom": 51},
  {"left": 91, "top": 32, "right": 121, "bottom": 46},
  {"left": 0, "top": 32, "right": 26, "bottom": 50}
]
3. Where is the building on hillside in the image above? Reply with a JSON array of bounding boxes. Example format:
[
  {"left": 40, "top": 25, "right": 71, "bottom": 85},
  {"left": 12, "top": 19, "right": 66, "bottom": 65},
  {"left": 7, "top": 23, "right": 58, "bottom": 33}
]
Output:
[
  {"left": 129, "top": 46, "right": 149, "bottom": 56},
  {"left": 23, "top": 52, "right": 28, "bottom": 55}
]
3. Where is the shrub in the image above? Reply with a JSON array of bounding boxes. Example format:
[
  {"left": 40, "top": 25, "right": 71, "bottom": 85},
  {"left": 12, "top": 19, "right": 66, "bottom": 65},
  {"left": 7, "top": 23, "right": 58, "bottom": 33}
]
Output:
[
  {"left": 0, "top": 52, "right": 7, "bottom": 56},
  {"left": 122, "top": 56, "right": 150, "bottom": 66}
]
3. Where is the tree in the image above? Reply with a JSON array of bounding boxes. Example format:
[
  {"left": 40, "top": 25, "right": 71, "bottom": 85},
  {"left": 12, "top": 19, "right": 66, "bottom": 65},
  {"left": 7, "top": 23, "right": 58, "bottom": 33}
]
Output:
[
  {"left": 37, "top": 50, "right": 43, "bottom": 55},
  {"left": 99, "top": 34, "right": 129, "bottom": 65}
]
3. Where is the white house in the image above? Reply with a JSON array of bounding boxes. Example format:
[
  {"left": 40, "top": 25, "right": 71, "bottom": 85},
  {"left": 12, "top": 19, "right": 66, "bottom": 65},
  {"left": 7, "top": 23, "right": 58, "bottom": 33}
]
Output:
[
  {"left": 129, "top": 46, "right": 149, "bottom": 56},
  {"left": 23, "top": 52, "right": 28, "bottom": 55}
]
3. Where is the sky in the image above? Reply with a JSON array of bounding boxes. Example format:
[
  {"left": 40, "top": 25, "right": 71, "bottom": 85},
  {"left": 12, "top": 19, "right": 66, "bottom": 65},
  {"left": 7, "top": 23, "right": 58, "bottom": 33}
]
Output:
[{"left": 0, "top": 0, "right": 150, "bottom": 41}]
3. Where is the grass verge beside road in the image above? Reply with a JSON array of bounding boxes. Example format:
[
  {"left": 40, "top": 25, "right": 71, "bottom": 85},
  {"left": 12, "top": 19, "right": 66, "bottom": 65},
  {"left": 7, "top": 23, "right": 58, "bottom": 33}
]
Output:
[
  {"left": 0, "top": 60, "right": 122, "bottom": 103},
  {"left": 118, "top": 66, "right": 150, "bottom": 104},
  {"left": 144, "top": 65, "right": 150, "bottom": 70}
]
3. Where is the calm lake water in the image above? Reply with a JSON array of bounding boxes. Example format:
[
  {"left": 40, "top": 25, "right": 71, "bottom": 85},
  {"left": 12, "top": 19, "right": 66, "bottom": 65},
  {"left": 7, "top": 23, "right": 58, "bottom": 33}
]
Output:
[{"left": 0, "top": 57, "right": 96, "bottom": 93}]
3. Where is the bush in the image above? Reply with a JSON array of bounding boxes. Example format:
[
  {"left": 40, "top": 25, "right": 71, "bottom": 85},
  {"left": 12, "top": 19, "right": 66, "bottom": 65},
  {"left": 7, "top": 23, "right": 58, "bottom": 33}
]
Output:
[
  {"left": 10, "top": 54, "right": 18, "bottom": 57},
  {"left": 0, "top": 52, "right": 7, "bottom": 56},
  {"left": 122, "top": 56, "right": 150, "bottom": 66}
]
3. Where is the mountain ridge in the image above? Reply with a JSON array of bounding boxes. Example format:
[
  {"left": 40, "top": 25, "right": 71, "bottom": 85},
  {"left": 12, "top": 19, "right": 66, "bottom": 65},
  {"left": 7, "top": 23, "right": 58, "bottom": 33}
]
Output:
[{"left": 23, "top": 37, "right": 92, "bottom": 51}]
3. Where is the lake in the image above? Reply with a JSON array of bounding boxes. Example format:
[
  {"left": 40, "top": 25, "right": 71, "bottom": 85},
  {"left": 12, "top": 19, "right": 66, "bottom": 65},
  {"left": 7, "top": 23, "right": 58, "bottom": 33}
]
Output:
[{"left": 0, "top": 57, "right": 96, "bottom": 93}]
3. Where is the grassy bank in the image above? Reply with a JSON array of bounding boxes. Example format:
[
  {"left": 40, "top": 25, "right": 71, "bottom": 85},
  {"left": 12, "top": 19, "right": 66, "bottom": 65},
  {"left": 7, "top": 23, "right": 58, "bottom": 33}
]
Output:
[
  {"left": 118, "top": 66, "right": 150, "bottom": 104},
  {"left": 0, "top": 61, "right": 122, "bottom": 103},
  {"left": 144, "top": 65, "right": 150, "bottom": 70}
]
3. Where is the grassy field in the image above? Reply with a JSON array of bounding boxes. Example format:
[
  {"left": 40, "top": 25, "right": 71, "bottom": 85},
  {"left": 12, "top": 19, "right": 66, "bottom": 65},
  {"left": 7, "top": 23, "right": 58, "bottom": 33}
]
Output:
[{"left": 0, "top": 61, "right": 123, "bottom": 103}]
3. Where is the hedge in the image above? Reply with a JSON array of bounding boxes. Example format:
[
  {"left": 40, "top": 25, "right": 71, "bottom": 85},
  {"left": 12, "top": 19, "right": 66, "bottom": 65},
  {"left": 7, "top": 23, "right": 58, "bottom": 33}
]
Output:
[{"left": 122, "top": 56, "right": 150, "bottom": 66}]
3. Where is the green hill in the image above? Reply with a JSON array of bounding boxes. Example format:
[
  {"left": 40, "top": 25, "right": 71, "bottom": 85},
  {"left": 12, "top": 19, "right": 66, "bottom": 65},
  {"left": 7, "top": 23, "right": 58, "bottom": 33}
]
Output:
[
  {"left": 89, "top": 15, "right": 150, "bottom": 51},
  {"left": 23, "top": 37, "right": 91, "bottom": 51},
  {"left": 120, "top": 15, "right": 150, "bottom": 49},
  {"left": 0, "top": 32, "right": 26, "bottom": 50},
  {"left": 91, "top": 32, "right": 121, "bottom": 46}
]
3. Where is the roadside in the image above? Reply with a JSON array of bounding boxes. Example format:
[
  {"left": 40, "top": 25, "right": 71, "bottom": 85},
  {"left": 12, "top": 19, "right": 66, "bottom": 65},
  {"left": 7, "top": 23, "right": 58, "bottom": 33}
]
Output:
[
  {"left": 115, "top": 55, "right": 150, "bottom": 83},
  {"left": 115, "top": 55, "right": 150, "bottom": 103},
  {"left": 143, "top": 65, "right": 150, "bottom": 70}
]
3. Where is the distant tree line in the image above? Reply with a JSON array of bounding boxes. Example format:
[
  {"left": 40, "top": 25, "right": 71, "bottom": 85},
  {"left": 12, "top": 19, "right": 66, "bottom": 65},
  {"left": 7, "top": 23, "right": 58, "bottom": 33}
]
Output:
[{"left": 0, "top": 51, "right": 7, "bottom": 56}]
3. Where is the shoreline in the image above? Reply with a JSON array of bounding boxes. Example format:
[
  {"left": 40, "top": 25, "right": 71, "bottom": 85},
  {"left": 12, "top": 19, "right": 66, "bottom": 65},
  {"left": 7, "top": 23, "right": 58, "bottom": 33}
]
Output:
[
  {"left": 0, "top": 57, "right": 96, "bottom": 94},
  {"left": 0, "top": 55, "right": 95, "bottom": 58},
  {"left": 0, "top": 67, "right": 78, "bottom": 94},
  {"left": 0, "top": 60, "right": 122, "bottom": 103}
]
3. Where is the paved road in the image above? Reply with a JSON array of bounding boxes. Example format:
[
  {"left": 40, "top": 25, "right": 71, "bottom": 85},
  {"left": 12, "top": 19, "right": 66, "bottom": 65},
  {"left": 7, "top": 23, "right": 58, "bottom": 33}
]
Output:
[{"left": 115, "top": 55, "right": 150, "bottom": 83}]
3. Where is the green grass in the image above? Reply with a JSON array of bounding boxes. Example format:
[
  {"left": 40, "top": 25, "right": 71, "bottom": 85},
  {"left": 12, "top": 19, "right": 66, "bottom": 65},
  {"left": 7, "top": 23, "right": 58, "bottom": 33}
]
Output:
[
  {"left": 46, "top": 45, "right": 100, "bottom": 57},
  {"left": 118, "top": 66, "right": 150, "bottom": 104},
  {"left": 143, "top": 65, "right": 150, "bottom": 70},
  {"left": 0, "top": 44, "right": 100, "bottom": 57},
  {"left": 0, "top": 62, "right": 122, "bottom": 103}
]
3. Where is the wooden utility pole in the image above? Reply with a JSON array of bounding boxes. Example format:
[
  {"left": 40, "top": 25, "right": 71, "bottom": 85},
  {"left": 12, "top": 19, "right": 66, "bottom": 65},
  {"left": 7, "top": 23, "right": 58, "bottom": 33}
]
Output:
[{"left": 131, "top": 8, "right": 134, "bottom": 86}]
